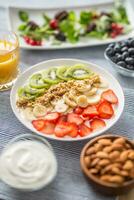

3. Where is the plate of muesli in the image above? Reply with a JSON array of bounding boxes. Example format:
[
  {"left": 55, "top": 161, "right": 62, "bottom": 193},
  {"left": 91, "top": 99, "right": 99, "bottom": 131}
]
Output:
[{"left": 10, "top": 59, "right": 124, "bottom": 141}]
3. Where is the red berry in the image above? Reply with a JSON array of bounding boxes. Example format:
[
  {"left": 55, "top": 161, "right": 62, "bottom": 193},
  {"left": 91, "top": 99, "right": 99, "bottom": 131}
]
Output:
[
  {"left": 23, "top": 36, "right": 30, "bottom": 44},
  {"left": 50, "top": 19, "right": 58, "bottom": 29}
]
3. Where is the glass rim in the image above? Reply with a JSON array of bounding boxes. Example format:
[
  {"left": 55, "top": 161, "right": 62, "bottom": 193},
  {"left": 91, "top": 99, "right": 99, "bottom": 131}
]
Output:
[{"left": 0, "top": 30, "right": 19, "bottom": 55}]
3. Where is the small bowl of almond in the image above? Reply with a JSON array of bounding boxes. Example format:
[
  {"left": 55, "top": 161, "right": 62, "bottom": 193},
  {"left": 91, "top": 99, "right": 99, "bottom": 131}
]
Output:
[{"left": 80, "top": 135, "right": 134, "bottom": 195}]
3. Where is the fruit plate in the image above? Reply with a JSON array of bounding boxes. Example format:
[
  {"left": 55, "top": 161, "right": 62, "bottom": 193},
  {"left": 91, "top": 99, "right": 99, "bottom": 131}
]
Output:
[
  {"left": 10, "top": 58, "right": 124, "bottom": 141},
  {"left": 7, "top": 0, "right": 134, "bottom": 50}
]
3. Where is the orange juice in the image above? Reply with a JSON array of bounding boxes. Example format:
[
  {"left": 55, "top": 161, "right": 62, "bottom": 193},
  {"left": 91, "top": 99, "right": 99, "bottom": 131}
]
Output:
[{"left": 0, "top": 31, "right": 19, "bottom": 91}]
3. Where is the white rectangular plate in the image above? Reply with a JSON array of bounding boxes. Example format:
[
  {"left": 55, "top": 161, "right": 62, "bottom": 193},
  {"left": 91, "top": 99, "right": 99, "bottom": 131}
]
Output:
[{"left": 7, "top": 0, "right": 134, "bottom": 50}]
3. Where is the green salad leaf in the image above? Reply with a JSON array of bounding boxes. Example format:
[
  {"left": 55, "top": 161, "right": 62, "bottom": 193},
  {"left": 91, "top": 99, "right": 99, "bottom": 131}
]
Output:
[
  {"left": 79, "top": 11, "right": 92, "bottom": 25},
  {"left": 19, "top": 11, "right": 29, "bottom": 22}
]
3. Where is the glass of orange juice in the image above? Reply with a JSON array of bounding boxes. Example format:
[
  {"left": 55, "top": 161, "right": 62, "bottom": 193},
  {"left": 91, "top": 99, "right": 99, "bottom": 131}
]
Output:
[{"left": 0, "top": 30, "right": 19, "bottom": 91}]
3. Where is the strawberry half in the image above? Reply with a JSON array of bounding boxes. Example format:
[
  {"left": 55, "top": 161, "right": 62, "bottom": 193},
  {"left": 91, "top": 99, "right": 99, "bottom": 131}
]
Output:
[
  {"left": 98, "top": 101, "right": 114, "bottom": 119},
  {"left": 44, "top": 112, "right": 60, "bottom": 123},
  {"left": 68, "top": 123, "right": 78, "bottom": 138},
  {"left": 32, "top": 119, "right": 45, "bottom": 131},
  {"left": 54, "top": 122, "right": 72, "bottom": 137},
  {"left": 58, "top": 115, "right": 67, "bottom": 123},
  {"left": 67, "top": 113, "right": 83, "bottom": 125},
  {"left": 41, "top": 121, "right": 55, "bottom": 135},
  {"left": 79, "top": 124, "right": 92, "bottom": 137},
  {"left": 82, "top": 105, "right": 98, "bottom": 119},
  {"left": 101, "top": 89, "right": 118, "bottom": 104},
  {"left": 90, "top": 118, "right": 106, "bottom": 130}
]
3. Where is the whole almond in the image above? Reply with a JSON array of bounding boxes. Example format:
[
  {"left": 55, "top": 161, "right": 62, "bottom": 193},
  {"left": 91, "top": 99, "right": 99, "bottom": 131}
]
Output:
[
  {"left": 123, "top": 160, "right": 133, "bottom": 170},
  {"left": 112, "top": 143, "right": 123, "bottom": 151},
  {"left": 99, "top": 159, "right": 110, "bottom": 167},
  {"left": 128, "top": 151, "right": 134, "bottom": 160},
  {"left": 84, "top": 156, "right": 91, "bottom": 167},
  {"left": 113, "top": 137, "right": 126, "bottom": 145},
  {"left": 103, "top": 146, "right": 113, "bottom": 153},
  {"left": 125, "top": 143, "right": 132, "bottom": 149},
  {"left": 91, "top": 158, "right": 100, "bottom": 167},
  {"left": 111, "top": 167, "right": 121, "bottom": 175},
  {"left": 121, "top": 170, "right": 129, "bottom": 177},
  {"left": 109, "top": 151, "right": 120, "bottom": 161},
  {"left": 109, "top": 175, "right": 124, "bottom": 184},
  {"left": 89, "top": 168, "right": 99, "bottom": 174},
  {"left": 98, "top": 139, "right": 112, "bottom": 146},
  {"left": 96, "top": 151, "right": 108, "bottom": 159},
  {"left": 100, "top": 175, "right": 112, "bottom": 182},
  {"left": 90, "top": 154, "right": 97, "bottom": 160},
  {"left": 86, "top": 147, "right": 96, "bottom": 155},
  {"left": 120, "top": 151, "right": 129, "bottom": 162},
  {"left": 101, "top": 163, "right": 121, "bottom": 175},
  {"left": 94, "top": 143, "right": 103, "bottom": 151},
  {"left": 130, "top": 168, "right": 134, "bottom": 178}
]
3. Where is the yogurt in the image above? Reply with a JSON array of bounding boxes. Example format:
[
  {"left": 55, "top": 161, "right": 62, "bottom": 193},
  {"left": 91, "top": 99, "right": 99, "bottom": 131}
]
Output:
[{"left": 0, "top": 139, "right": 57, "bottom": 190}]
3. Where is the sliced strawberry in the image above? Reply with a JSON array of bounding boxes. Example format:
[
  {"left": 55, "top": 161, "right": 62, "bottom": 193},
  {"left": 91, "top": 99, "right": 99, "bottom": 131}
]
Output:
[
  {"left": 32, "top": 119, "right": 45, "bottom": 131},
  {"left": 79, "top": 124, "right": 92, "bottom": 137},
  {"left": 41, "top": 121, "right": 55, "bottom": 135},
  {"left": 90, "top": 118, "right": 106, "bottom": 130},
  {"left": 67, "top": 113, "right": 83, "bottom": 125},
  {"left": 74, "top": 107, "right": 83, "bottom": 115},
  {"left": 44, "top": 112, "right": 60, "bottom": 123},
  {"left": 54, "top": 122, "right": 72, "bottom": 137},
  {"left": 58, "top": 115, "right": 67, "bottom": 123},
  {"left": 98, "top": 101, "right": 114, "bottom": 119},
  {"left": 101, "top": 89, "right": 118, "bottom": 104},
  {"left": 82, "top": 105, "right": 98, "bottom": 119},
  {"left": 68, "top": 123, "right": 78, "bottom": 138}
]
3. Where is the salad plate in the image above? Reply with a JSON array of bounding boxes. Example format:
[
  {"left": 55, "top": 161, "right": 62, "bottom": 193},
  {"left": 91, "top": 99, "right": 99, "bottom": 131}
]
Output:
[
  {"left": 7, "top": 0, "right": 134, "bottom": 50},
  {"left": 10, "top": 58, "right": 124, "bottom": 141}
]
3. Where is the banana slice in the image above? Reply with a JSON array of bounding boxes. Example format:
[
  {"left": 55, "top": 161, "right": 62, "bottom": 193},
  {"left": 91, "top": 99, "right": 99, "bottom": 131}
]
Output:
[
  {"left": 51, "top": 99, "right": 64, "bottom": 106},
  {"left": 22, "top": 107, "right": 35, "bottom": 121},
  {"left": 76, "top": 95, "right": 88, "bottom": 108},
  {"left": 77, "top": 84, "right": 91, "bottom": 92},
  {"left": 84, "top": 87, "right": 98, "bottom": 96},
  {"left": 94, "top": 78, "right": 109, "bottom": 89},
  {"left": 33, "top": 104, "right": 47, "bottom": 118},
  {"left": 63, "top": 94, "right": 77, "bottom": 107},
  {"left": 68, "top": 90, "right": 77, "bottom": 102},
  {"left": 87, "top": 94, "right": 101, "bottom": 105},
  {"left": 55, "top": 103, "right": 68, "bottom": 113}
]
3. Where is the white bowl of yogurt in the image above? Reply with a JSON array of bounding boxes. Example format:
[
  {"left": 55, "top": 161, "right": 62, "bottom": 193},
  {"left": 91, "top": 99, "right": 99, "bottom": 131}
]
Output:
[{"left": 0, "top": 134, "right": 57, "bottom": 191}]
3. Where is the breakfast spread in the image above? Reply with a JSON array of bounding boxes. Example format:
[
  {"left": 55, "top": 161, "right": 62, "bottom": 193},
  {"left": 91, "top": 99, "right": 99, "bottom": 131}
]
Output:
[
  {"left": 16, "top": 64, "right": 118, "bottom": 138},
  {"left": 106, "top": 38, "right": 134, "bottom": 70},
  {"left": 0, "top": 139, "right": 57, "bottom": 190},
  {"left": 83, "top": 136, "right": 134, "bottom": 185},
  {"left": 17, "top": 1, "right": 131, "bottom": 46}
]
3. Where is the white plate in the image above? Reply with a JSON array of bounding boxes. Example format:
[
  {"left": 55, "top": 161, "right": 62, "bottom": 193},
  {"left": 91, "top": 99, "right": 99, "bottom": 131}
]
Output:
[
  {"left": 10, "top": 58, "right": 124, "bottom": 141},
  {"left": 7, "top": 0, "right": 134, "bottom": 50}
]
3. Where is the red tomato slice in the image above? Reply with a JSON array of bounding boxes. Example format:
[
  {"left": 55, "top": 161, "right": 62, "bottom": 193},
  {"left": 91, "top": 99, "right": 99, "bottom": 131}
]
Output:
[
  {"left": 79, "top": 124, "right": 92, "bottom": 137},
  {"left": 67, "top": 113, "right": 83, "bottom": 125},
  {"left": 90, "top": 118, "right": 106, "bottom": 130},
  {"left": 32, "top": 119, "right": 45, "bottom": 131},
  {"left": 98, "top": 101, "right": 114, "bottom": 119},
  {"left": 101, "top": 89, "right": 118, "bottom": 104}
]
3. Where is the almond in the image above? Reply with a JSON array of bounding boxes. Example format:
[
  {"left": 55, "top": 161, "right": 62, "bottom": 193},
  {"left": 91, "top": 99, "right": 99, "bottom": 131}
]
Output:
[
  {"left": 98, "top": 139, "right": 112, "bottom": 146},
  {"left": 121, "top": 170, "right": 129, "bottom": 177},
  {"left": 128, "top": 151, "right": 134, "bottom": 160},
  {"left": 86, "top": 147, "right": 96, "bottom": 155},
  {"left": 100, "top": 175, "right": 112, "bottom": 182},
  {"left": 130, "top": 168, "right": 134, "bottom": 178},
  {"left": 103, "top": 146, "right": 113, "bottom": 153},
  {"left": 84, "top": 156, "right": 91, "bottom": 167},
  {"left": 94, "top": 143, "right": 103, "bottom": 151},
  {"left": 111, "top": 167, "right": 121, "bottom": 175},
  {"left": 111, "top": 143, "right": 123, "bottom": 151},
  {"left": 109, "top": 151, "right": 120, "bottom": 161},
  {"left": 96, "top": 151, "right": 108, "bottom": 159},
  {"left": 91, "top": 158, "right": 100, "bottom": 167},
  {"left": 113, "top": 137, "right": 126, "bottom": 145},
  {"left": 109, "top": 175, "right": 124, "bottom": 184},
  {"left": 120, "top": 151, "right": 129, "bottom": 162},
  {"left": 99, "top": 159, "right": 110, "bottom": 167},
  {"left": 123, "top": 160, "right": 133, "bottom": 170},
  {"left": 89, "top": 168, "right": 99, "bottom": 174}
]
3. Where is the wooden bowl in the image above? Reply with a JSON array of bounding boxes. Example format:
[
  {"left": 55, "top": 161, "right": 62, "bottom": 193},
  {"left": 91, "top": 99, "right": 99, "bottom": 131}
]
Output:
[{"left": 80, "top": 134, "right": 134, "bottom": 196}]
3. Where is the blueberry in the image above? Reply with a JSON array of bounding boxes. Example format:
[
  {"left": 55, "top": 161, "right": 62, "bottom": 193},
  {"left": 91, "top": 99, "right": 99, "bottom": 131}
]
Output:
[
  {"left": 121, "top": 46, "right": 128, "bottom": 53},
  {"left": 120, "top": 42, "right": 126, "bottom": 48},
  {"left": 116, "top": 54, "right": 123, "bottom": 62},
  {"left": 126, "top": 65, "right": 134, "bottom": 70},
  {"left": 111, "top": 56, "right": 118, "bottom": 63},
  {"left": 108, "top": 43, "right": 115, "bottom": 48},
  {"left": 128, "top": 48, "right": 134, "bottom": 55},
  {"left": 114, "top": 45, "right": 121, "bottom": 53},
  {"left": 117, "top": 61, "right": 126, "bottom": 68},
  {"left": 130, "top": 39, "right": 134, "bottom": 47},
  {"left": 106, "top": 48, "right": 114, "bottom": 56},
  {"left": 125, "top": 57, "right": 134, "bottom": 65},
  {"left": 55, "top": 32, "right": 66, "bottom": 41},
  {"left": 122, "top": 51, "right": 129, "bottom": 59}
]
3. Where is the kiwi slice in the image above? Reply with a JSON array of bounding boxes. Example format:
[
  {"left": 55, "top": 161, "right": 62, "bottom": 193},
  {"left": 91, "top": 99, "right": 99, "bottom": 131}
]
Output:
[
  {"left": 42, "top": 67, "right": 61, "bottom": 84},
  {"left": 56, "top": 66, "right": 72, "bottom": 81},
  {"left": 65, "top": 64, "right": 94, "bottom": 80},
  {"left": 18, "top": 87, "right": 37, "bottom": 100},
  {"left": 24, "top": 85, "right": 45, "bottom": 95},
  {"left": 29, "top": 73, "right": 49, "bottom": 89}
]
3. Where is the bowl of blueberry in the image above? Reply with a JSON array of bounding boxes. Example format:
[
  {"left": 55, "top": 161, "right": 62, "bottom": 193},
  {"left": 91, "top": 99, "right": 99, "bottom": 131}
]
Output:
[{"left": 104, "top": 38, "right": 134, "bottom": 77}]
